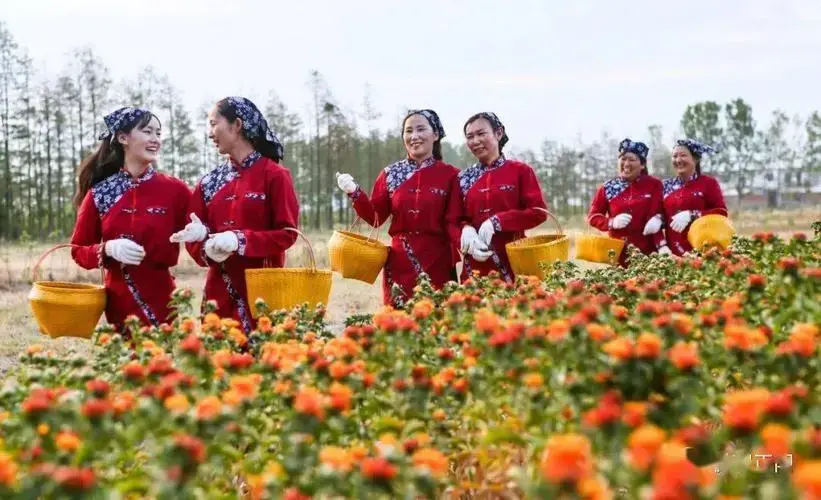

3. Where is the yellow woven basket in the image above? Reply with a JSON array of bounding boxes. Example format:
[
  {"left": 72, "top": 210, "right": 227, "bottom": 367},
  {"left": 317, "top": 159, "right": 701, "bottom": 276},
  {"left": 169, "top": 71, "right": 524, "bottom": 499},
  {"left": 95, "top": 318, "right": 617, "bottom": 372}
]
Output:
[
  {"left": 688, "top": 214, "right": 736, "bottom": 251},
  {"left": 575, "top": 234, "right": 626, "bottom": 265},
  {"left": 28, "top": 243, "right": 106, "bottom": 339},
  {"left": 245, "top": 228, "right": 332, "bottom": 316},
  {"left": 506, "top": 209, "right": 571, "bottom": 279},
  {"left": 328, "top": 216, "right": 389, "bottom": 284}
]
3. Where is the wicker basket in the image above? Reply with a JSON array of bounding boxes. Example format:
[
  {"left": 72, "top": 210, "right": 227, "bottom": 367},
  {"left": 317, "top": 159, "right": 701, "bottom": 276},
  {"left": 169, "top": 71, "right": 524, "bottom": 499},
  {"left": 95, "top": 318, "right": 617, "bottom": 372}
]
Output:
[
  {"left": 575, "top": 233, "right": 626, "bottom": 265},
  {"left": 688, "top": 214, "right": 736, "bottom": 251},
  {"left": 245, "top": 228, "right": 332, "bottom": 316},
  {"left": 506, "top": 209, "right": 570, "bottom": 279},
  {"left": 28, "top": 244, "right": 106, "bottom": 339},
  {"left": 328, "top": 216, "right": 389, "bottom": 284}
]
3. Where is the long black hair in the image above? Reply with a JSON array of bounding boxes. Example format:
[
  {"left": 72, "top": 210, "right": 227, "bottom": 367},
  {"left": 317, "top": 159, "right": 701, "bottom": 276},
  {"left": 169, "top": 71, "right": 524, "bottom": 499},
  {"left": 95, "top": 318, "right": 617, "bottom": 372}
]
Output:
[{"left": 74, "top": 112, "right": 158, "bottom": 207}]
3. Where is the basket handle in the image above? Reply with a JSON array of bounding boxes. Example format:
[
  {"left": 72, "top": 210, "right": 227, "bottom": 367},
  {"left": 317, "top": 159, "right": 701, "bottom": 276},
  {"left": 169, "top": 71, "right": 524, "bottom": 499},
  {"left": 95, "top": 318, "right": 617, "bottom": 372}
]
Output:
[
  {"left": 282, "top": 228, "right": 317, "bottom": 271},
  {"left": 348, "top": 214, "right": 382, "bottom": 242},
  {"left": 534, "top": 207, "right": 564, "bottom": 235},
  {"left": 31, "top": 243, "right": 105, "bottom": 284}
]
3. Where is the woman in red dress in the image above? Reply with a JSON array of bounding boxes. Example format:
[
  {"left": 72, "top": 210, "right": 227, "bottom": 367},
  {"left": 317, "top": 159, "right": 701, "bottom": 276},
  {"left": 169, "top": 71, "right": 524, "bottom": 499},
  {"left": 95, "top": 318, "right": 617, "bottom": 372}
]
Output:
[
  {"left": 662, "top": 139, "right": 728, "bottom": 256},
  {"left": 587, "top": 138, "right": 668, "bottom": 266},
  {"left": 458, "top": 112, "right": 548, "bottom": 283},
  {"left": 335, "top": 109, "right": 462, "bottom": 307},
  {"left": 171, "top": 97, "right": 299, "bottom": 333},
  {"left": 70, "top": 107, "right": 192, "bottom": 331}
]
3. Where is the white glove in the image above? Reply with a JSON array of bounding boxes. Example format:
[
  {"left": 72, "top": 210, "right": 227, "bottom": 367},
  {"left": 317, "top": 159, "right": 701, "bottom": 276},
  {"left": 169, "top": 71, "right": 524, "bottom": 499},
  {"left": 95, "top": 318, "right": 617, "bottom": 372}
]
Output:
[
  {"left": 335, "top": 172, "right": 358, "bottom": 194},
  {"left": 478, "top": 219, "right": 496, "bottom": 247},
  {"left": 470, "top": 246, "right": 493, "bottom": 262},
  {"left": 204, "top": 238, "right": 232, "bottom": 263},
  {"left": 642, "top": 215, "right": 663, "bottom": 235},
  {"left": 105, "top": 239, "right": 145, "bottom": 266},
  {"left": 208, "top": 231, "right": 239, "bottom": 253},
  {"left": 169, "top": 213, "right": 208, "bottom": 243},
  {"left": 670, "top": 210, "right": 694, "bottom": 232},
  {"left": 460, "top": 226, "right": 481, "bottom": 254},
  {"left": 657, "top": 245, "right": 673, "bottom": 256},
  {"left": 609, "top": 213, "right": 632, "bottom": 230}
]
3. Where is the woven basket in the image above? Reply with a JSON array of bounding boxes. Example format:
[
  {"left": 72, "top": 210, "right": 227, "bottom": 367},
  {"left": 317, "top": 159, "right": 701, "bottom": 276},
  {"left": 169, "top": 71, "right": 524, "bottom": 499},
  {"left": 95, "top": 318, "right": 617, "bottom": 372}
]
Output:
[
  {"left": 245, "top": 228, "right": 332, "bottom": 316},
  {"left": 28, "top": 244, "right": 106, "bottom": 339},
  {"left": 575, "top": 234, "right": 626, "bottom": 265},
  {"left": 506, "top": 209, "right": 570, "bottom": 279},
  {"left": 328, "top": 216, "right": 389, "bottom": 284},
  {"left": 688, "top": 214, "right": 736, "bottom": 251}
]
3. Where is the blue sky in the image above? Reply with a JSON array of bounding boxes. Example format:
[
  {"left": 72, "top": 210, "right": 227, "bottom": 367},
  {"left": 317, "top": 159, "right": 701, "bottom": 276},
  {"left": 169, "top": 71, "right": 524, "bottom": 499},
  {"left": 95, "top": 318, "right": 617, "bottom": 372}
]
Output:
[{"left": 3, "top": 0, "right": 819, "bottom": 152}]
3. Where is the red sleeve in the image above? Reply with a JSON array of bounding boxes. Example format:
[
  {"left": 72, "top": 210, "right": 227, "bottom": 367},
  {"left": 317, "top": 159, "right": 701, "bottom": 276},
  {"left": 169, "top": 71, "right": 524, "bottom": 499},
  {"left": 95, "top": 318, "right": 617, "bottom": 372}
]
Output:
[
  {"left": 445, "top": 172, "right": 464, "bottom": 263},
  {"left": 235, "top": 168, "right": 299, "bottom": 258},
  {"left": 69, "top": 192, "right": 103, "bottom": 270},
  {"left": 145, "top": 181, "right": 192, "bottom": 268},
  {"left": 587, "top": 186, "right": 610, "bottom": 232},
  {"left": 648, "top": 179, "right": 667, "bottom": 248},
  {"left": 185, "top": 183, "right": 211, "bottom": 267},
  {"left": 702, "top": 177, "right": 728, "bottom": 216},
  {"left": 493, "top": 164, "right": 548, "bottom": 231},
  {"left": 349, "top": 170, "right": 391, "bottom": 228}
]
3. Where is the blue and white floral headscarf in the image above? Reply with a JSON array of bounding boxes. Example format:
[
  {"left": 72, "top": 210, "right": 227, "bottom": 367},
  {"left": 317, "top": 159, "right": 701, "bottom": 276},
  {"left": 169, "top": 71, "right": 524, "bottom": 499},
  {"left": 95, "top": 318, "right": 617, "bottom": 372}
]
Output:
[
  {"left": 224, "top": 96, "right": 284, "bottom": 161},
  {"left": 618, "top": 138, "right": 649, "bottom": 163},
  {"left": 466, "top": 112, "right": 509, "bottom": 149},
  {"left": 676, "top": 138, "right": 718, "bottom": 156},
  {"left": 405, "top": 109, "right": 446, "bottom": 139},
  {"left": 98, "top": 107, "right": 151, "bottom": 142}
]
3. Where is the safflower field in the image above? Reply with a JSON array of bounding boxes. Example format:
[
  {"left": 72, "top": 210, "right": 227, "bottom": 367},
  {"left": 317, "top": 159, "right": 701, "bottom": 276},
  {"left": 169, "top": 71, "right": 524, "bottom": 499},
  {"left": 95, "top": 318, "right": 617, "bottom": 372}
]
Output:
[{"left": 0, "top": 223, "right": 818, "bottom": 499}]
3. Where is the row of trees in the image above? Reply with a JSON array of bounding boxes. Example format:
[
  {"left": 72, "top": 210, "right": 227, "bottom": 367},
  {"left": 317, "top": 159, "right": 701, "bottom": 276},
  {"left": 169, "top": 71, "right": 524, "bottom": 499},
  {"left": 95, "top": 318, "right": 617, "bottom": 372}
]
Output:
[{"left": 0, "top": 22, "right": 819, "bottom": 241}]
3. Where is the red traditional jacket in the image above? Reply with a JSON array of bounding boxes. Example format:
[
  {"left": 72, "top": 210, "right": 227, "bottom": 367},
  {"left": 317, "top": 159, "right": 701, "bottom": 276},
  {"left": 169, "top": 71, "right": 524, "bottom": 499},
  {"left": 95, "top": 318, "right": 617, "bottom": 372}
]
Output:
[
  {"left": 661, "top": 173, "right": 728, "bottom": 256},
  {"left": 186, "top": 152, "right": 299, "bottom": 332},
  {"left": 348, "top": 156, "right": 462, "bottom": 306},
  {"left": 70, "top": 167, "right": 191, "bottom": 330},
  {"left": 458, "top": 156, "right": 548, "bottom": 282},
  {"left": 588, "top": 174, "right": 665, "bottom": 266}
]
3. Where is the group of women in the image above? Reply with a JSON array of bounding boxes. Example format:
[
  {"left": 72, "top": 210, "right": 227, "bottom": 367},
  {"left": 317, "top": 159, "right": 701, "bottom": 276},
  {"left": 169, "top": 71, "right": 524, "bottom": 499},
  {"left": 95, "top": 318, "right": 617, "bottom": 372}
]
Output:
[{"left": 68, "top": 98, "right": 726, "bottom": 334}]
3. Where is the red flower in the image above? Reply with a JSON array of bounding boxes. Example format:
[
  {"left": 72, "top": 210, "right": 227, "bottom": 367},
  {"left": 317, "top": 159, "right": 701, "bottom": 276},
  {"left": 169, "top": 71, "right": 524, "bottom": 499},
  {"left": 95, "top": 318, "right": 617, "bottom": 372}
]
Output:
[
  {"left": 180, "top": 334, "right": 203, "bottom": 355},
  {"left": 360, "top": 457, "right": 398, "bottom": 482},
  {"left": 174, "top": 434, "right": 206, "bottom": 464},
  {"left": 82, "top": 399, "right": 113, "bottom": 420},
  {"left": 122, "top": 362, "right": 145, "bottom": 381},
  {"left": 85, "top": 379, "right": 110, "bottom": 398}
]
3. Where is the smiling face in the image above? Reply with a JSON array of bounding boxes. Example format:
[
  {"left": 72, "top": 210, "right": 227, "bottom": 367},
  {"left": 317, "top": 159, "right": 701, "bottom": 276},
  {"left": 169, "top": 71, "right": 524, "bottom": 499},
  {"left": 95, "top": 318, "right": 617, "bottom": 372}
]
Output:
[
  {"left": 118, "top": 115, "right": 162, "bottom": 165},
  {"left": 402, "top": 114, "right": 438, "bottom": 161},
  {"left": 672, "top": 145, "right": 698, "bottom": 178},
  {"left": 618, "top": 151, "right": 643, "bottom": 181},
  {"left": 208, "top": 105, "right": 244, "bottom": 156},
  {"left": 465, "top": 117, "right": 503, "bottom": 165}
]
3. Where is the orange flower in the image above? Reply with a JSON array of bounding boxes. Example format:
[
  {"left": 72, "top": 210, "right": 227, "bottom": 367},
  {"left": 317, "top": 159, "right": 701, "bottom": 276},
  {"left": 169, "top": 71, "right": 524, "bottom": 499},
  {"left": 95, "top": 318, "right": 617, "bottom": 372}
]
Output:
[
  {"left": 474, "top": 308, "right": 500, "bottom": 334},
  {"left": 319, "top": 446, "right": 353, "bottom": 472},
  {"left": 27, "top": 344, "right": 44, "bottom": 354},
  {"left": 779, "top": 324, "right": 817, "bottom": 357},
  {"left": 180, "top": 318, "right": 195, "bottom": 333},
  {"left": 623, "top": 402, "right": 649, "bottom": 428},
  {"left": 539, "top": 433, "right": 594, "bottom": 484},
  {"left": 760, "top": 423, "right": 792, "bottom": 458},
  {"left": 548, "top": 319, "right": 571, "bottom": 342},
  {"left": 293, "top": 386, "right": 326, "bottom": 421},
  {"left": 328, "top": 361, "right": 352, "bottom": 380},
  {"left": 112, "top": 391, "right": 136, "bottom": 415},
  {"left": 576, "top": 475, "right": 612, "bottom": 500},
  {"left": 610, "top": 304, "right": 628, "bottom": 320},
  {"left": 53, "top": 430, "right": 80, "bottom": 453},
  {"left": 432, "top": 409, "right": 446, "bottom": 421},
  {"left": 635, "top": 333, "right": 662, "bottom": 359},
  {"left": 412, "top": 448, "right": 448, "bottom": 478},
  {"left": 651, "top": 442, "right": 702, "bottom": 499},
  {"left": 412, "top": 299, "right": 434, "bottom": 320},
  {"left": 164, "top": 394, "right": 190, "bottom": 414},
  {"left": 0, "top": 452, "right": 18, "bottom": 487},
  {"left": 670, "top": 313, "right": 694, "bottom": 336},
  {"left": 522, "top": 372, "right": 544, "bottom": 389},
  {"left": 257, "top": 316, "right": 273, "bottom": 332},
  {"left": 328, "top": 382, "right": 353, "bottom": 412},
  {"left": 323, "top": 337, "right": 361, "bottom": 359},
  {"left": 628, "top": 425, "right": 666, "bottom": 471},
  {"left": 203, "top": 313, "right": 221, "bottom": 330},
  {"left": 602, "top": 337, "right": 633, "bottom": 362},
  {"left": 195, "top": 396, "right": 222, "bottom": 421},
  {"left": 229, "top": 327, "right": 248, "bottom": 347},
  {"left": 586, "top": 323, "right": 614, "bottom": 342},
  {"left": 722, "top": 388, "right": 770, "bottom": 433},
  {"left": 668, "top": 341, "right": 700, "bottom": 371},
  {"left": 723, "top": 324, "right": 767, "bottom": 351},
  {"left": 794, "top": 460, "right": 821, "bottom": 499}
]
